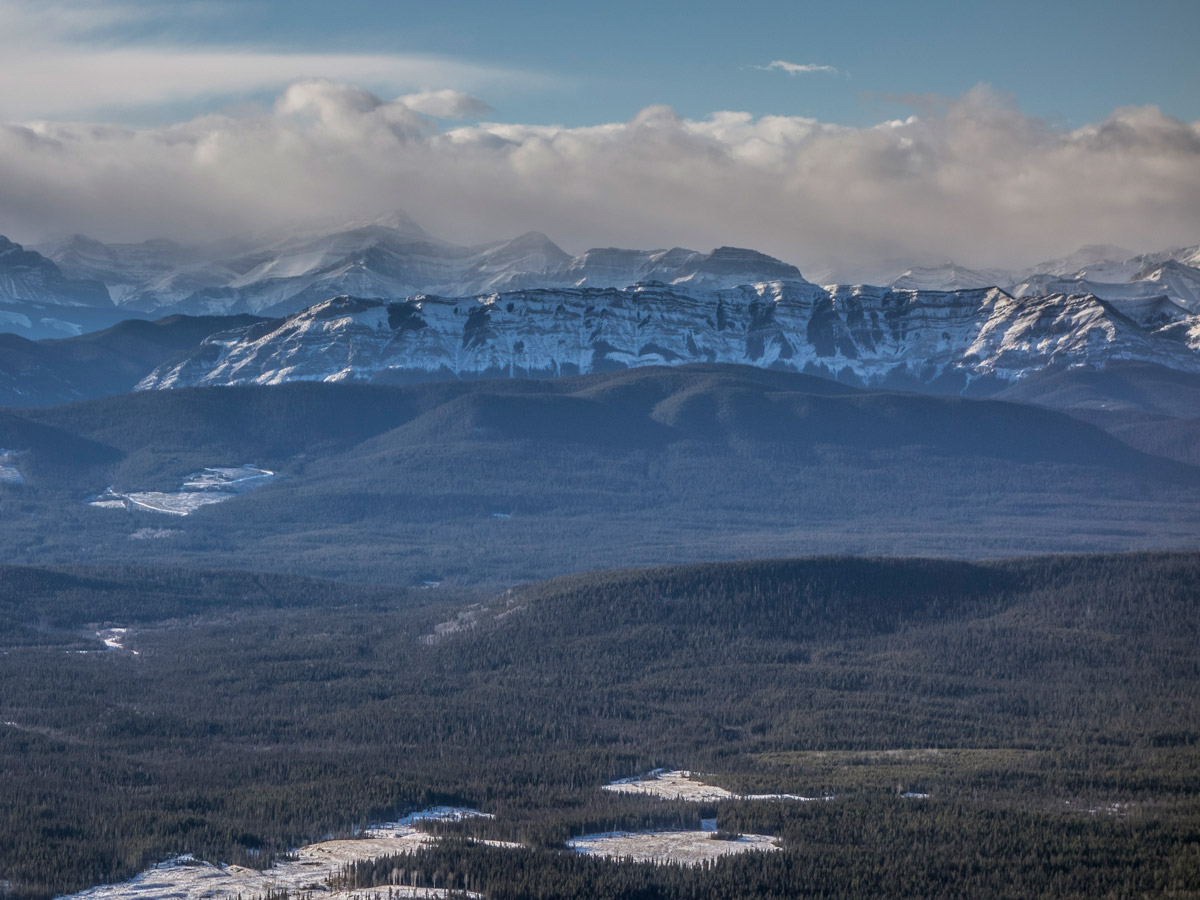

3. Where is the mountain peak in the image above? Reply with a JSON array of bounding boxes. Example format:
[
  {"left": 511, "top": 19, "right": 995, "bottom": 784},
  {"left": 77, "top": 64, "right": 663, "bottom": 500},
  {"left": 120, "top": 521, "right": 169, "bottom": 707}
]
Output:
[{"left": 363, "top": 209, "right": 430, "bottom": 237}]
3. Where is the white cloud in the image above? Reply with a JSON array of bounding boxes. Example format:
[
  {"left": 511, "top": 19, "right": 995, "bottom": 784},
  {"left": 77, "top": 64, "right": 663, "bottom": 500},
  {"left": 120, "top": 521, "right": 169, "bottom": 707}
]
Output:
[
  {"left": 397, "top": 90, "right": 494, "bottom": 120},
  {"left": 756, "top": 60, "right": 840, "bottom": 75},
  {"left": 1, "top": 83, "right": 1197, "bottom": 279}
]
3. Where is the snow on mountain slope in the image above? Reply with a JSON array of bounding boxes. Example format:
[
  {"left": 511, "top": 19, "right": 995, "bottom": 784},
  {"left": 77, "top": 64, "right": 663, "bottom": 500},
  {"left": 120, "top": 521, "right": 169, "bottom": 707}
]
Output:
[
  {"left": 889, "top": 263, "right": 1013, "bottom": 292},
  {"left": 39, "top": 212, "right": 807, "bottom": 319},
  {"left": 886, "top": 245, "right": 1200, "bottom": 311},
  {"left": 1008, "top": 273, "right": 1170, "bottom": 303},
  {"left": 137, "top": 283, "right": 1200, "bottom": 393},
  {"left": 1019, "top": 244, "right": 1200, "bottom": 309},
  {"left": 1028, "top": 244, "right": 1138, "bottom": 280},
  {"left": 0, "top": 236, "right": 127, "bottom": 338},
  {"left": 0, "top": 237, "right": 111, "bottom": 308},
  {"left": 1132, "top": 260, "right": 1200, "bottom": 310},
  {"left": 183, "top": 240, "right": 805, "bottom": 317}
]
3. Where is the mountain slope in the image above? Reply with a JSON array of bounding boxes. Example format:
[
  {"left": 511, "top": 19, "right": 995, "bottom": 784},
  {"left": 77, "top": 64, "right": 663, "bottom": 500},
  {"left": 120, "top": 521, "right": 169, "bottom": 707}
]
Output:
[
  {"left": 0, "top": 314, "right": 264, "bottom": 406},
  {"left": 994, "top": 362, "right": 1200, "bottom": 466},
  {"left": 2, "top": 366, "right": 1198, "bottom": 583}
]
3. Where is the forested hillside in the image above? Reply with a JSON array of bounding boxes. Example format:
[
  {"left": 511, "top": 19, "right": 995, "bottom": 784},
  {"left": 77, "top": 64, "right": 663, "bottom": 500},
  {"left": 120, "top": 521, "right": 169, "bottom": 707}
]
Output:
[
  {"left": 1, "top": 553, "right": 1197, "bottom": 899},
  {"left": 1, "top": 366, "right": 1199, "bottom": 583}
]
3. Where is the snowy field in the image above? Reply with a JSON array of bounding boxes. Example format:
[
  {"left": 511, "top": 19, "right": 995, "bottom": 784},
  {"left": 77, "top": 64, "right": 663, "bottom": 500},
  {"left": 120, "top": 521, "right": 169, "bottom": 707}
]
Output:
[
  {"left": 58, "top": 779, "right": 796, "bottom": 897},
  {"left": 604, "top": 769, "right": 829, "bottom": 803},
  {"left": 567, "top": 829, "right": 780, "bottom": 865},
  {"left": 58, "top": 808, "right": 491, "bottom": 900},
  {"left": 87, "top": 465, "right": 279, "bottom": 516}
]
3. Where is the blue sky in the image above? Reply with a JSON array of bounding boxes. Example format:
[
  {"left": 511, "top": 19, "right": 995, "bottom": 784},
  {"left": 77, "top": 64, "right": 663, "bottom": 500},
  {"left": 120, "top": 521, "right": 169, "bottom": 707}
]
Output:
[
  {"left": 4, "top": 0, "right": 1198, "bottom": 126},
  {"left": 1, "top": 0, "right": 1197, "bottom": 271},
  {"left": 257, "top": 0, "right": 1200, "bottom": 128}
]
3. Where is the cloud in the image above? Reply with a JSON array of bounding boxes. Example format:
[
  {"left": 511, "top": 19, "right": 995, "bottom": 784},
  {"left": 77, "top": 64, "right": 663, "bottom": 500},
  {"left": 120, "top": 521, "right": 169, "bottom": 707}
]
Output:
[
  {"left": 756, "top": 60, "right": 840, "bottom": 75},
  {"left": 398, "top": 90, "right": 493, "bottom": 120},
  {"left": 1, "top": 83, "right": 1197, "bottom": 279},
  {"left": 0, "top": 0, "right": 529, "bottom": 120}
]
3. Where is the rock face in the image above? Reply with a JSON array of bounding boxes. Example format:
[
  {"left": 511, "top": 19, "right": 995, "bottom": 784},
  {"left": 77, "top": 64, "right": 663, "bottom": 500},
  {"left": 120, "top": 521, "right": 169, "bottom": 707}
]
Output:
[{"left": 137, "top": 282, "right": 1200, "bottom": 393}]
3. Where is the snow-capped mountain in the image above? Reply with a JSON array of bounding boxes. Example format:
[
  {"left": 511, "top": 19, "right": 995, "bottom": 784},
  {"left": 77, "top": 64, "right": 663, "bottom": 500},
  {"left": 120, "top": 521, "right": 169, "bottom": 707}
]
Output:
[
  {"left": 889, "top": 263, "right": 1014, "bottom": 292},
  {"left": 36, "top": 212, "right": 1200, "bottom": 320},
  {"left": 0, "top": 236, "right": 111, "bottom": 308},
  {"left": 38, "top": 234, "right": 235, "bottom": 309},
  {"left": 887, "top": 244, "right": 1200, "bottom": 311},
  {"left": 137, "top": 283, "right": 1200, "bottom": 394},
  {"left": 42, "top": 214, "right": 804, "bottom": 318},
  {"left": 1030, "top": 243, "right": 1200, "bottom": 283},
  {"left": 0, "top": 236, "right": 121, "bottom": 337}
]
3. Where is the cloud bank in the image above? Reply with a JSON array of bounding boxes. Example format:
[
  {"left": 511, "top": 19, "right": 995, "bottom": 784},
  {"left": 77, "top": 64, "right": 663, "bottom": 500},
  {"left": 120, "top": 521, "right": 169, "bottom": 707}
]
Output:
[{"left": 2, "top": 81, "right": 1198, "bottom": 278}]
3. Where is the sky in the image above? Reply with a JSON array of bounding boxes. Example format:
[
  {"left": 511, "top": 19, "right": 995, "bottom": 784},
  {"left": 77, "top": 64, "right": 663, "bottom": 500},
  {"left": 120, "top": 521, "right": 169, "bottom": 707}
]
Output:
[{"left": 2, "top": 0, "right": 1199, "bottom": 277}]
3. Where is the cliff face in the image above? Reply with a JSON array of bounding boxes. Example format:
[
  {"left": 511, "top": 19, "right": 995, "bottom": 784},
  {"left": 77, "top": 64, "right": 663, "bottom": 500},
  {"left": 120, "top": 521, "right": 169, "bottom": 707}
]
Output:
[{"left": 136, "top": 281, "right": 1200, "bottom": 393}]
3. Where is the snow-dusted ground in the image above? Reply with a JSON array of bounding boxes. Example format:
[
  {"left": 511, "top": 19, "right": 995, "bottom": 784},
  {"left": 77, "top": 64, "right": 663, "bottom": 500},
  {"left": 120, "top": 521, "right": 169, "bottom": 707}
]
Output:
[
  {"left": 567, "top": 830, "right": 780, "bottom": 865},
  {"left": 0, "top": 450, "right": 25, "bottom": 485},
  {"left": 128, "top": 527, "right": 180, "bottom": 540},
  {"left": 57, "top": 808, "right": 491, "bottom": 900},
  {"left": 87, "top": 465, "right": 279, "bottom": 516},
  {"left": 604, "top": 769, "right": 829, "bottom": 803}
]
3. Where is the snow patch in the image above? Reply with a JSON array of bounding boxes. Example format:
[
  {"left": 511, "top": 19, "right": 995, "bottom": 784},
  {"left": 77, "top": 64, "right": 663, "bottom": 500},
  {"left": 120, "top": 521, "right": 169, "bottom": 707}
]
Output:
[
  {"left": 56, "top": 809, "right": 492, "bottom": 900},
  {"left": 567, "top": 829, "right": 780, "bottom": 865},
  {"left": 128, "top": 528, "right": 181, "bottom": 540},
  {"left": 86, "top": 465, "right": 279, "bottom": 516},
  {"left": 39, "top": 317, "right": 84, "bottom": 336},
  {"left": 604, "top": 769, "right": 829, "bottom": 803},
  {"left": 96, "top": 628, "right": 130, "bottom": 652},
  {"left": 0, "top": 311, "right": 32, "bottom": 329},
  {"left": 0, "top": 450, "right": 25, "bottom": 485}
]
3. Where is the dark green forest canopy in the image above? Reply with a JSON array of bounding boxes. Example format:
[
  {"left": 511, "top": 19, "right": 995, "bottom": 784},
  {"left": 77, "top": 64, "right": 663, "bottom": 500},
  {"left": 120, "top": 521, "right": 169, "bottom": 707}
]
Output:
[{"left": 1, "top": 552, "right": 1198, "bottom": 899}]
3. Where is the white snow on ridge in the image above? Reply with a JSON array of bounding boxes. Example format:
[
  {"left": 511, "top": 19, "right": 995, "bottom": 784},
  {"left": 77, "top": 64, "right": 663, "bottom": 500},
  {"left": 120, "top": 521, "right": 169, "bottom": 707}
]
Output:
[
  {"left": 87, "top": 465, "right": 279, "bottom": 516},
  {"left": 603, "top": 770, "right": 829, "bottom": 803},
  {"left": 137, "top": 278, "right": 1200, "bottom": 395}
]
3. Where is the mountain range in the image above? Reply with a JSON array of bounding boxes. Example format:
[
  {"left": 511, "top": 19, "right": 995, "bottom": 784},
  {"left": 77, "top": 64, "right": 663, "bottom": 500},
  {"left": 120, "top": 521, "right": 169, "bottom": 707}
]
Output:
[
  {"left": 0, "top": 213, "right": 1190, "bottom": 332},
  {"left": 31, "top": 212, "right": 806, "bottom": 321},
  {"left": 1, "top": 214, "right": 1198, "bottom": 447}
]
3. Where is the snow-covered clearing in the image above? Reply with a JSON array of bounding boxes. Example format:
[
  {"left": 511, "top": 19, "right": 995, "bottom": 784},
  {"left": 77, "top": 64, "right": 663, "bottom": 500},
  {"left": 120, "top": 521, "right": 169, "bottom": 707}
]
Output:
[
  {"left": 87, "top": 465, "right": 279, "bottom": 516},
  {"left": 567, "top": 830, "right": 780, "bottom": 865},
  {"left": 96, "top": 628, "right": 138, "bottom": 654},
  {"left": 57, "top": 808, "right": 491, "bottom": 900},
  {"left": 604, "top": 769, "right": 829, "bottom": 803}
]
